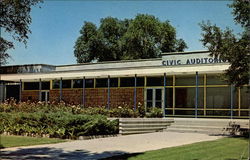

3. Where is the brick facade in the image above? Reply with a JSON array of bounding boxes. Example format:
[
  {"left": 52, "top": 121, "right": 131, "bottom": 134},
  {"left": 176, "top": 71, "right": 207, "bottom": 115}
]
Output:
[
  {"left": 21, "top": 91, "right": 39, "bottom": 102},
  {"left": 48, "top": 88, "right": 144, "bottom": 108}
]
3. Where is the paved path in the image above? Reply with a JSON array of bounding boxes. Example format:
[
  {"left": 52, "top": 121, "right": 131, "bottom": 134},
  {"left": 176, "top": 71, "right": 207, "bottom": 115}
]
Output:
[{"left": 1, "top": 132, "right": 222, "bottom": 160}]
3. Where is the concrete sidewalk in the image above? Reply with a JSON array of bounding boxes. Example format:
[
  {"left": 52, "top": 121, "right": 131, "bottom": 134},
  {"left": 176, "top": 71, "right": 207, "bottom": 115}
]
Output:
[{"left": 1, "top": 132, "right": 223, "bottom": 160}]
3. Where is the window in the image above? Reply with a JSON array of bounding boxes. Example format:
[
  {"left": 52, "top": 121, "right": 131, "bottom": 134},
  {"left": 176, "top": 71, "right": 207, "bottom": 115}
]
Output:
[
  {"left": 120, "top": 77, "right": 144, "bottom": 87},
  {"left": 207, "top": 75, "right": 228, "bottom": 85},
  {"left": 24, "top": 82, "right": 39, "bottom": 90},
  {"left": 147, "top": 77, "right": 163, "bottom": 86},
  {"left": 241, "top": 86, "right": 250, "bottom": 109},
  {"left": 85, "top": 79, "right": 94, "bottom": 88},
  {"left": 52, "top": 80, "right": 71, "bottom": 89},
  {"left": 42, "top": 82, "right": 50, "bottom": 90},
  {"left": 137, "top": 77, "right": 144, "bottom": 87},
  {"left": 120, "top": 77, "right": 134, "bottom": 87},
  {"left": 110, "top": 78, "right": 118, "bottom": 87},
  {"left": 73, "top": 79, "right": 83, "bottom": 88},
  {"left": 96, "top": 78, "right": 118, "bottom": 88},
  {"left": 206, "top": 87, "right": 230, "bottom": 109},
  {"left": 23, "top": 82, "right": 50, "bottom": 90},
  {"left": 175, "top": 75, "right": 203, "bottom": 86},
  {"left": 96, "top": 78, "right": 108, "bottom": 88},
  {"left": 175, "top": 87, "right": 204, "bottom": 108}
]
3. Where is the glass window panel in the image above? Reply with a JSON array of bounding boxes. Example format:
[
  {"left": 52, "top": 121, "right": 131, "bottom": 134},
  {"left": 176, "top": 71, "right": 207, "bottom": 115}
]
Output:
[
  {"left": 52, "top": 80, "right": 71, "bottom": 89},
  {"left": 241, "top": 86, "right": 250, "bottom": 109},
  {"left": 110, "top": 78, "right": 118, "bottom": 87},
  {"left": 175, "top": 87, "right": 203, "bottom": 108},
  {"left": 120, "top": 77, "right": 134, "bottom": 87},
  {"left": 147, "top": 102, "right": 153, "bottom": 108},
  {"left": 207, "top": 87, "right": 230, "bottom": 109},
  {"left": 42, "top": 82, "right": 50, "bottom": 90},
  {"left": 175, "top": 75, "right": 203, "bottom": 86},
  {"left": 147, "top": 89, "right": 153, "bottom": 100},
  {"left": 240, "top": 111, "right": 249, "bottom": 116},
  {"left": 155, "top": 102, "right": 162, "bottom": 108},
  {"left": 166, "top": 88, "right": 173, "bottom": 108},
  {"left": 155, "top": 89, "right": 162, "bottom": 101},
  {"left": 147, "top": 77, "right": 163, "bottom": 86},
  {"left": 166, "top": 76, "right": 173, "bottom": 86},
  {"left": 175, "top": 110, "right": 195, "bottom": 115},
  {"left": 207, "top": 74, "right": 228, "bottom": 85},
  {"left": 41, "top": 92, "right": 46, "bottom": 101},
  {"left": 24, "top": 82, "right": 39, "bottom": 90},
  {"left": 137, "top": 77, "right": 144, "bottom": 87},
  {"left": 62, "top": 80, "right": 71, "bottom": 88},
  {"left": 165, "top": 109, "right": 173, "bottom": 115},
  {"left": 206, "top": 110, "right": 230, "bottom": 116},
  {"left": 52, "top": 80, "right": 60, "bottom": 89},
  {"left": 47, "top": 92, "right": 50, "bottom": 101},
  {"left": 85, "top": 79, "right": 94, "bottom": 88},
  {"left": 96, "top": 78, "right": 108, "bottom": 88},
  {"left": 73, "top": 79, "right": 83, "bottom": 88}
]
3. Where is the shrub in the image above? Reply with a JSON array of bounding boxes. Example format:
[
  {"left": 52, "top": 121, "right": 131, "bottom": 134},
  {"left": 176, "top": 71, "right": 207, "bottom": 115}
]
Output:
[
  {"left": 146, "top": 108, "right": 163, "bottom": 118},
  {"left": 0, "top": 112, "right": 118, "bottom": 139}
]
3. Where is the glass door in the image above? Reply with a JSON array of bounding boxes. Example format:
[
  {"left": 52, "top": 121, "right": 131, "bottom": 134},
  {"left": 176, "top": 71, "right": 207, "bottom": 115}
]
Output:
[
  {"left": 146, "top": 88, "right": 163, "bottom": 111},
  {"left": 41, "top": 91, "right": 49, "bottom": 102}
]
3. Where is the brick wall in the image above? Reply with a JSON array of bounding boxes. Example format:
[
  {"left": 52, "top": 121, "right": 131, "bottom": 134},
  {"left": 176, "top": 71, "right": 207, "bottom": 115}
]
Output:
[
  {"left": 21, "top": 91, "right": 39, "bottom": 102},
  {"left": 49, "top": 88, "right": 144, "bottom": 108}
]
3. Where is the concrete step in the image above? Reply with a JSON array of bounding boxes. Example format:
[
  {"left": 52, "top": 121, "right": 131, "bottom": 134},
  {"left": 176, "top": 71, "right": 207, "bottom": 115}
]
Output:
[
  {"left": 166, "top": 128, "right": 227, "bottom": 135},
  {"left": 120, "top": 123, "right": 171, "bottom": 128},
  {"left": 120, "top": 127, "right": 165, "bottom": 131},
  {"left": 168, "top": 125, "right": 225, "bottom": 130},
  {"left": 120, "top": 130, "right": 162, "bottom": 135},
  {"left": 119, "top": 118, "right": 174, "bottom": 135},
  {"left": 173, "top": 121, "right": 229, "bottom": 125}
]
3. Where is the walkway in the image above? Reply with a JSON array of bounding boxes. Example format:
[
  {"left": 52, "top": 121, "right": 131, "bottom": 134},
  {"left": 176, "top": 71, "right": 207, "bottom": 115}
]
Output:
[{"left": 1, "top": 132, "right": 222, "bottom": 160}]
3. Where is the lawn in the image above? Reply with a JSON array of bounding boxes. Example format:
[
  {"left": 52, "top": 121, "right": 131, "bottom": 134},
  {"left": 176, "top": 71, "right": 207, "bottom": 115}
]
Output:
[
  {"left": 104, "top": 137, "right": 249, "bottom": 160},
  {"left": 0, "top": 135, "right": 66, "bottom": 148}
]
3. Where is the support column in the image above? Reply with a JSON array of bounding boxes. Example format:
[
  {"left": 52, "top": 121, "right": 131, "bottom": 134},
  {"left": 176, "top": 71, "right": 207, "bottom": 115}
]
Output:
[
  {"left": 39, "top": 78, "right": 42, "bottom": 101},
  {"left": 163, "top": 73, "right": 167, "bottom": 117},
  {"left": 2, "top": 82, "right": 6, "bottom": 103},
  {"left": 19, "top": 79, "right": 22, "bottom": 102},
  {"left": 195, "top": 72, "right": 199, "bottom": 118},
  {"left": 204, "top": 74, "right": 207, "bottom": 116},
  {"left": 82, "top": 77, "right": 85, "bottom": 107},
  {"left": 230, "top": 85, "right": 234, "bottom": 119},
  {"left": 134, "top": 74, "right": 137, "bottom": 111},
  {"left": 59, "top": 78, "right": 62, "bottom": 102},
  {"left": 238, "top": 87, "right": 241, "bottom": 117},
  {"left": 107, "top": 75, "right": 110, "bottom": 110},
  {"left": 173, "top": 75, "right": 175, "bottom": 116},
  {"left": 0, "top": 82, "right": 4, "bottom": 103}
]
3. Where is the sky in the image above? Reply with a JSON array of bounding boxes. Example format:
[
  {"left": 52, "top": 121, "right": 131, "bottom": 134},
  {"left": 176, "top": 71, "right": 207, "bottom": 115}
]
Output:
[{"left": 3, "top": 0, "right": 243, "bottom": 66}]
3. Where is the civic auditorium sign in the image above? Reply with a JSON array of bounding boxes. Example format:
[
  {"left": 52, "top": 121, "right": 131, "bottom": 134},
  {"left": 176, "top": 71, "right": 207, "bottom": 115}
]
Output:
[{"left": 162, "top": 52, "right": 227, "bottom": 66}]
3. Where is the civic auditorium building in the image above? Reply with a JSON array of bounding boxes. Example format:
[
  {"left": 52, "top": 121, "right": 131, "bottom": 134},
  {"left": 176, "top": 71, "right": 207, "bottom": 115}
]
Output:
[{"left": 0, "top": 50, "right": 249, "bottom": 118}]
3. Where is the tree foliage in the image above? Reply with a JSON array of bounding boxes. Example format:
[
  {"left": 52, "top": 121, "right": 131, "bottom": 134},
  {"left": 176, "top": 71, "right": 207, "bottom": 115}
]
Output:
[
  {"left": 0, "top": 0, "right": 42, "bottom": 66},
  {"left": 74, "top": 14, "right": 187, "bottom": 63},
  {"left": 200, "top": 0, "right": 250, "bottom": 86}
]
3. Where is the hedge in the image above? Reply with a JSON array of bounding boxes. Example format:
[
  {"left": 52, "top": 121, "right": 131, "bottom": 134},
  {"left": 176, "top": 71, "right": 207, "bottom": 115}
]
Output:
[{"left": 0, "top": 112, "right": 119, "bottom": 139}]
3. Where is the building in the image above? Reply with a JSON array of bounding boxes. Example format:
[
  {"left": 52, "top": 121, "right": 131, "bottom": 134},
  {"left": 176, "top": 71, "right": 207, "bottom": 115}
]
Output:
[{"left": 0, "top": 50, "right": 249, "bottom": 118}]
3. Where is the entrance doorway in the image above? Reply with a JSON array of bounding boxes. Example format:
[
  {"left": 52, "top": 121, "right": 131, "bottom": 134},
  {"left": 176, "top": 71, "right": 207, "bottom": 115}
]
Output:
[
  {"left": 41, "top": 91, "right": 49, "bottom": 102},
  {"left": 146, "top": 88, "right": 163, "bottom": 111}
]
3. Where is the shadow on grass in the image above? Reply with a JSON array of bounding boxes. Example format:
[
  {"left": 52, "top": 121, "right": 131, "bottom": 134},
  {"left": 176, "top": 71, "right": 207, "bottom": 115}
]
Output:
[
  {"left": 101, "top": 153, "right": 143, "bottom": 160},
  {"left": 0, "top": 147, "right": 130, "bottom": 160}
]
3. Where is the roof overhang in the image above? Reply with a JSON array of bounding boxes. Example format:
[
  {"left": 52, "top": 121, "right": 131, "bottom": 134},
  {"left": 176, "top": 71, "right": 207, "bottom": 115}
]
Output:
[{"left": 0, "top": 64, "right": 229, "bottom": 82}]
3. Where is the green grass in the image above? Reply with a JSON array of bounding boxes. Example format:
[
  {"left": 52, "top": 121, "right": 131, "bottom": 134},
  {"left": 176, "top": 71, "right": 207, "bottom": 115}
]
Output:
[
  {"left": 0, "top": 135, "right": 67, "bottom": 148},
  {"left": 104, "top": 137, "right": 249, "bottom": 160}
]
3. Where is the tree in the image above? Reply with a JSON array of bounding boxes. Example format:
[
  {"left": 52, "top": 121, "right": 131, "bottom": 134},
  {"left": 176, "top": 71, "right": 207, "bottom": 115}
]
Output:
[
  {"left": 74, "top": 14, "right": 187, "bottom": 63},
  {"left": 0, "top": 0, "right": 42, "bottom": 66},
  {"left": 200, "top": 0, "right": 250, "bottom": 86}
]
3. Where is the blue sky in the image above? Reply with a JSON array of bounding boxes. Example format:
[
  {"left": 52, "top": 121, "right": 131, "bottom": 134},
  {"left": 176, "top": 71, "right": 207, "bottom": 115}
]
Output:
[{"left": 4, "top": 0, "right": 243, "bottom": 65}]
